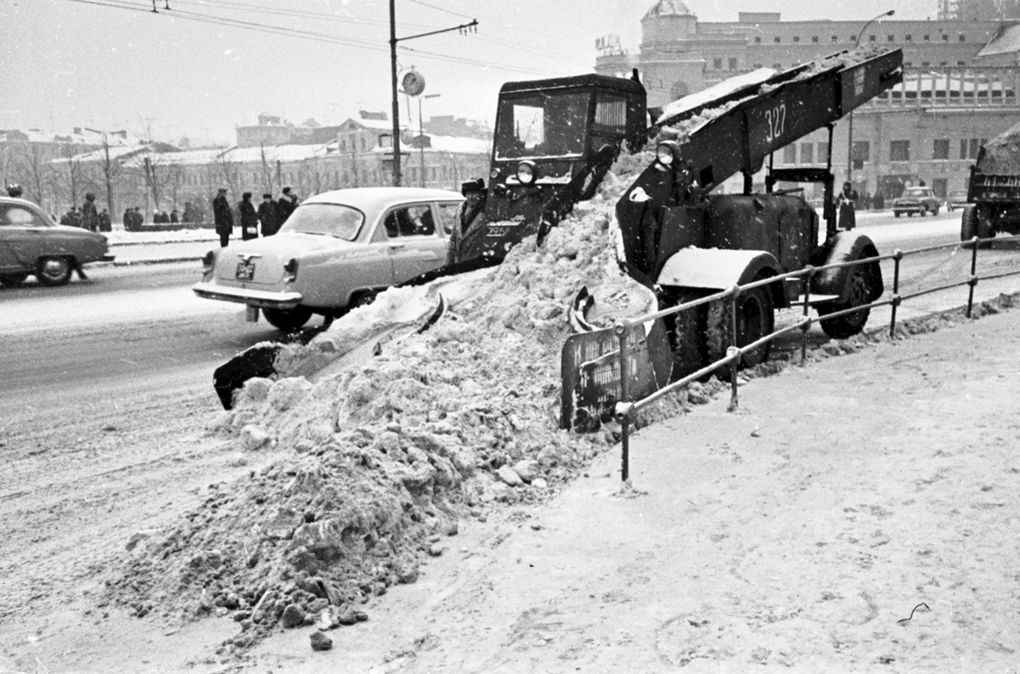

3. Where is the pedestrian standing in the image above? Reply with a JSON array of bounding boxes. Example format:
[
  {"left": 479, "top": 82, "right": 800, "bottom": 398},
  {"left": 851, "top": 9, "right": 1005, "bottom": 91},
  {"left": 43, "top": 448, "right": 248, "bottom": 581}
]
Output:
[
  {"left": 276, "top": 186, "right": 298, "bottom": 225},
  {"left": 6, "top": 183, "right": 23, "bottom": 198},
  {"left": 170, "top": 209, "right": 179, "bottom": 224},
  {"left": 257, "top": 193, "right": 278, "bottom": 236},
  {"left": 239, "top": 192, "right": 259, "bottom": 240},
  {"left": 212, "top": 187, "right": 234, "bottom": 247},
  {"left": 98, "top": 208, "right": 111, "bottom": 232},
  {"left": 836, "top": 181, "right": 859, "bottom": 231},
  {"left": 447, "top": 178, "right": 487, "bottom": 265}
]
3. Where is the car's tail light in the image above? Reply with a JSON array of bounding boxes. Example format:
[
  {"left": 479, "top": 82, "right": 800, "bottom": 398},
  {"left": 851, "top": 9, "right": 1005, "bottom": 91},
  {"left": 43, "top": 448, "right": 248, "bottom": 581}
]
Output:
[
  {"left": 283, "top": 258, "right": 299, "bottom": 283},
  {"left": 202, "top": 250, "right": 216, "bottom": 274}
]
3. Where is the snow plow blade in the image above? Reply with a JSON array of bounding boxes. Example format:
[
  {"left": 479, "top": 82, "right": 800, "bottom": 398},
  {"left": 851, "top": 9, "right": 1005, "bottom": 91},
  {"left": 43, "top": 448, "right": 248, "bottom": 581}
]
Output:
[{"left": 212, "top": 293, "right": 450, "bottom": 410}]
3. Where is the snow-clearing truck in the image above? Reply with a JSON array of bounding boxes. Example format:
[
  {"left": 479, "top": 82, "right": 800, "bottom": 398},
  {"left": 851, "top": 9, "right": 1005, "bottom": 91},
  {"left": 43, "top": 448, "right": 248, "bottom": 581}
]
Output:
[{"left": 213, "top": 47, "right": 904, "bottom": 410}]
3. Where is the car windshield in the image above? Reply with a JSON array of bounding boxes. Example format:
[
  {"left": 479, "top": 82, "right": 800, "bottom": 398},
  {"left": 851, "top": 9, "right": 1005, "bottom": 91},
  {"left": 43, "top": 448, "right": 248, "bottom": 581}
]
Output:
[
  {"left": 903, "top": 188, "right": 929, "bottom": 197},
  {"left": 278, "top": 203, "right": 364, "bottom": 240},
  {"left": 494, "top": 90, "right": 590, "bottom": 160}
]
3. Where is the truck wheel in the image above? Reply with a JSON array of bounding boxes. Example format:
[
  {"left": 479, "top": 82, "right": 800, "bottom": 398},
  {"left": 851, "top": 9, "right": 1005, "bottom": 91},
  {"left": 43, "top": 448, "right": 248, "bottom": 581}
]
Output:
[
  {"left": 819, "top": 266, "right": 873, "bottom": 339},
  {"left": 976, "top": 207, "right": 995, "bottom": 246},
  {"left": 961, "top": 205, "right": 978, "bottom": 243},
  {"left": 706, "top": 286, "right": 775, "bottom": 368},
  {"left": 663, "top": 289, "right": 709, "bottom": 378},
  {"left": 0, "top": 272, "right": 28, "bottom": 288},
  {"left": 36, "top": 256, "right": 73, "bottom": 286},
  {"left": 262, "top": 306, "right": 313, "bottom": 331}
]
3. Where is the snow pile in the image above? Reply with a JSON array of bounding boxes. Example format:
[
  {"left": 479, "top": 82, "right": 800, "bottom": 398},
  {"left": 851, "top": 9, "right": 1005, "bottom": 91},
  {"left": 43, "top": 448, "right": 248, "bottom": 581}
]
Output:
[
  {"left": 976, "top": 121, "right": 1020, "bottom": 175},
  {"left": 105, "top": 151, "right": 689, "bottom": 648}
]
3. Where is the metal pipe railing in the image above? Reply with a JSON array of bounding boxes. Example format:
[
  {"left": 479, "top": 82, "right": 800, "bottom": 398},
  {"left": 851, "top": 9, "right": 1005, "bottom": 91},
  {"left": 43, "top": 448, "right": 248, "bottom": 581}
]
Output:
[{"left": 607, "top": 232, "right": 1020, "bottom": 483}]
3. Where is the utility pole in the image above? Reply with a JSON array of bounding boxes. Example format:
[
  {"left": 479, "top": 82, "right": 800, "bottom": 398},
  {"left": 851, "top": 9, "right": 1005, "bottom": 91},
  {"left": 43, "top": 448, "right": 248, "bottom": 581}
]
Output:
[
  {"left": 389, "top": 0, "right": 401, "bottom": 186},
  {"left": 388, "top": 3, "right": 477, "bottom": 186}
]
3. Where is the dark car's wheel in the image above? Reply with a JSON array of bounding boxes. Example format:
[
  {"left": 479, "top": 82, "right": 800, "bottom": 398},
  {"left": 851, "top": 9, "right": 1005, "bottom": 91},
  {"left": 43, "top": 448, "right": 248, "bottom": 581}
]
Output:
[
  {"left": 350, "top": 289, "right": 379, "bottom": 309},
  {"left": 36, "top": 257, "right": 73, "bottom": 286},
  {"left": 263, "top": 306, "right": 313, "bottom": 331},
  {"left": 0, "top": 272, "right": 29, "bottom": 288},
  {"left": 820, "top": 265, "right": 874, "bottom": 339}
]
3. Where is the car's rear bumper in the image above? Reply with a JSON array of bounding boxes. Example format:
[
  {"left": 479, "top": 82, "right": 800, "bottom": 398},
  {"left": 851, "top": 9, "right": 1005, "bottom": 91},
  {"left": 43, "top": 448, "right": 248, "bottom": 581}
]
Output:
[{"left": 192, "top": 281, "right": 303, "bottom": 309}]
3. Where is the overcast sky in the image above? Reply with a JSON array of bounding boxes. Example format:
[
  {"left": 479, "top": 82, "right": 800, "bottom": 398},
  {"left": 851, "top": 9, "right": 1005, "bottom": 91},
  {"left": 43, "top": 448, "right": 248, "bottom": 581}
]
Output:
[{"left": 2, "top": 0, "right": 940, "bottom": 145}]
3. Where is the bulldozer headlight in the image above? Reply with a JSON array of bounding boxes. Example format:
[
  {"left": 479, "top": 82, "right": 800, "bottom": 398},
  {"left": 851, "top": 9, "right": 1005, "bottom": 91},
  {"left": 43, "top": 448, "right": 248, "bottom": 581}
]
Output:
[
  {"left": 656, "top": 141, "right": 680, "bottom": 167},
  {"left": 515, "top": 161, "right": 537, "bottom": 185},
  {"left": 283, "top": 258, "right": 299, "bottom": 283}
]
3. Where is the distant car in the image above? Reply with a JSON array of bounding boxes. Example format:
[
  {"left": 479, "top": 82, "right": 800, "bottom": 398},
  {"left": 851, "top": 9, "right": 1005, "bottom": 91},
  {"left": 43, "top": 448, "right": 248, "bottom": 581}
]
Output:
[
  {"left": 892, "top": 186, "right": 942, "bottom": 217},
  {"left": 947, "top": 190, "right": 969, "bottom": 211},
  {"left": 0, "top": 197, "right": 113, "bottom": 287},
  {"left": 192, "top": 187, "right": 465, "bottom": 331}
]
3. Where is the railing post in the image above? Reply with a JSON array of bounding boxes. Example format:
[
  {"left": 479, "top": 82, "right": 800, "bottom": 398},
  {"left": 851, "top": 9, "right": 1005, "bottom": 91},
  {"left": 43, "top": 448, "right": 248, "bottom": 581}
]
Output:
[
  {"left": 614, "top": 321, "right": 630, "bottom": 484},
  {"left": 890, "top": 250, "right": 903, "bottom": 338},
  {"left": 967, "top": 236, "right": 979, "bottom": 317},
  {"left": 728, "top": 285, "right": 740, "bottom": 410},
  {"left": 800, "top": 267, "right": 814, "bottom": 366}
]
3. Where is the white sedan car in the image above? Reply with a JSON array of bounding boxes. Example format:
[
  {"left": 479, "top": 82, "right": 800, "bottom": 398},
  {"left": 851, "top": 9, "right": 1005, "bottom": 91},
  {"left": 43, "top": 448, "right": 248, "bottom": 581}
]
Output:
[{"left": 193, "top": 187, "right": 464, "bottom": 330}]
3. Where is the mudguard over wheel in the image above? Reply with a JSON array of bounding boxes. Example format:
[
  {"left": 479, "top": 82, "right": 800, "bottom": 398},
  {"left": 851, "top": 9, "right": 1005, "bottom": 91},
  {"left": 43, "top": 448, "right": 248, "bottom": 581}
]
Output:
[
  {"left": 706, "top": 285, "right": 775, "bottom": 367},
  {"left": 819, "top": 265, "right": 874, "bottom": 339},
  {"left": 263, "top": 306, "right": 313, "bottom": 331},
  {"left": 36, "top": 257, "right": 72, "bottom": 286}
]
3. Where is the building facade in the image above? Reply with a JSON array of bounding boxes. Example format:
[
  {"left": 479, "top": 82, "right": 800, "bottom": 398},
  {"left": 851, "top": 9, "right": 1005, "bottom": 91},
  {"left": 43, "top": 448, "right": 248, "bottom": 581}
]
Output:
[{"left": 596, "top": 0, "right": 1020, "bottom": 200}]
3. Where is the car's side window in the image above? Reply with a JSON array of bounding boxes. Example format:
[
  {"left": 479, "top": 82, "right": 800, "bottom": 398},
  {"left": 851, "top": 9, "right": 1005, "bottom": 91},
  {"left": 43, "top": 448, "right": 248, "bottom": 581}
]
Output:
[
  {"left": 435, "top": 202, "right": 460, "bottom": 236},
  {"left": 0, "top": 204, "right": 42, "bottom": 227},
  {"left": 384, "top": 205, "right": 436, "bottom": 238}
]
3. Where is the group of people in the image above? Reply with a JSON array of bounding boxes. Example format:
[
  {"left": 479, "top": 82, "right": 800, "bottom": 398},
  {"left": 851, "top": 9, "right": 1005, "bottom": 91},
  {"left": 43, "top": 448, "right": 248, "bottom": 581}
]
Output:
[
  {"left": 213, "top": 186, "right": 299, "bottom": 247},
  {"left": 59, "top": 193, "right": 112, "bottom": 232}
]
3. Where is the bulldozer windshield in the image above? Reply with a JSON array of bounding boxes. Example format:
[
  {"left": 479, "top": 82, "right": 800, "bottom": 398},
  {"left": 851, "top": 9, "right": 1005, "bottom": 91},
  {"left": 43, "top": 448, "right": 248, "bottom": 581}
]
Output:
[{"left": 494, "top": 90, "right": 590, "bottom": 160}]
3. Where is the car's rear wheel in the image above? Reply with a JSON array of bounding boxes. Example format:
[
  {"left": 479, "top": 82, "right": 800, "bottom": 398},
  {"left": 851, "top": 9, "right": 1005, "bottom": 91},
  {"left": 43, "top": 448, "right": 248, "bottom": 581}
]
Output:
[
  {"left": 349, "top": 289, "right": 379, "bottom": 309},
  {"left": 263, "top": 306, "right": 313, "bottom": 331},
  {"left": 36, "top": 257, "right": 72, "bottom": 286},
  {"left": 0, "top": 272, "right": 29, "bottom": 288}
]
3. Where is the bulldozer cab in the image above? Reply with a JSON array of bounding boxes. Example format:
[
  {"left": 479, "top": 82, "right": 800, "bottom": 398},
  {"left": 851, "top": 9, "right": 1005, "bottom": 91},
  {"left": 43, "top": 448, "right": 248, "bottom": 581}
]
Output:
[
  {"left": 490, "top": 74, "right": 646, "bottom": 189},
  {"left": 459, "top": 74, "right": 647, "bottom": 260}
]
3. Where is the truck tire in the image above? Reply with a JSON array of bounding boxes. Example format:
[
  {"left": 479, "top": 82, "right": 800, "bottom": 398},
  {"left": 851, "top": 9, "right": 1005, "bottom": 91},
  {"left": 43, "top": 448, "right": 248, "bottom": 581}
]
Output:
[
  {"left": 663, "top": 289, "right": 709, "bottom": 378},
  {"left": 961, "top": 205, "right": 978, "bottom": 242},
  {"left": 976, "top": 206, "right": 995, "bottom": 246},
  {"left": 263, "top": 306, "right": 313, "bottom": 331},
  {"left": 0, "top": 272, "right": 28, "bottom": 288},
  {"left": 819, "top": 265, "right": 873, "bottom": 339},
  {"left": 706, "top": 286, "right": 775, "bottom": 368}
]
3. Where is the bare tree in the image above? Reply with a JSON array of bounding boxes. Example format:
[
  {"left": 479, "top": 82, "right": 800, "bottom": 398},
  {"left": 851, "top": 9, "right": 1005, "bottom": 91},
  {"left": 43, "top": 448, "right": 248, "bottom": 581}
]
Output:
[
  {"left": 164, "top": 162, "right": 185, "bottom": 213},
  {"left": 15, "top": 141, "right": 53, "bottom": 211},
  {"left": 97, "top": 133, "right": 123, "bottom": 217},
  {"left": 258, "top": 144, "right": 277, "bottom": 194},
  {"left": 215, "top": 148, "right": 241, "bottom": 202},
  {"left": 56, "top": 143, "right": 85, "bottom": 213}
]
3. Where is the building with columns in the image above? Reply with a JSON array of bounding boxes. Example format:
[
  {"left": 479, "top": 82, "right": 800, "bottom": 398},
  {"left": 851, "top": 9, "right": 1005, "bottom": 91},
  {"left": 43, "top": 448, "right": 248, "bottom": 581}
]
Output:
[{"left": 596, "top": 0, "right": 1020, "bottom": 200}]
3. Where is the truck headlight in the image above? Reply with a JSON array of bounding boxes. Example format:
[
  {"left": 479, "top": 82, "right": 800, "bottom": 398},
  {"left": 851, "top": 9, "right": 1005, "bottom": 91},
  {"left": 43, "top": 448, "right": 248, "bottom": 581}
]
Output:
[{"left": 516, "top": 160, "right": 537, "bottom": 185}]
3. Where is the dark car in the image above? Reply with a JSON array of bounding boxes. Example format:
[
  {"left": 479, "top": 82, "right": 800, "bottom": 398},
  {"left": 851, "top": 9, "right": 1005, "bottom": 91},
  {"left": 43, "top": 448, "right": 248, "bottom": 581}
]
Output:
[
  {"left": 0, "top": 197, "right": 113, "bottom": 287},
  {"left": 947, "top": 190, "right": 969, "bottom": 211},
  {"left": 892, "top": 186, "right": 942, "bottom": 217}
]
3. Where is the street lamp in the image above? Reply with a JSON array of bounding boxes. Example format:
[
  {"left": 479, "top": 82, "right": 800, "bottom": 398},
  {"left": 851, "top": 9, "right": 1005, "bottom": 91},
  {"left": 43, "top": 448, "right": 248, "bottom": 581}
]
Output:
[
  {"left": 847, "top": 9, "right": 895, "bottom": 185},
  {"left": 419, "top": 93, "right": 441, "bottom": 188}
]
